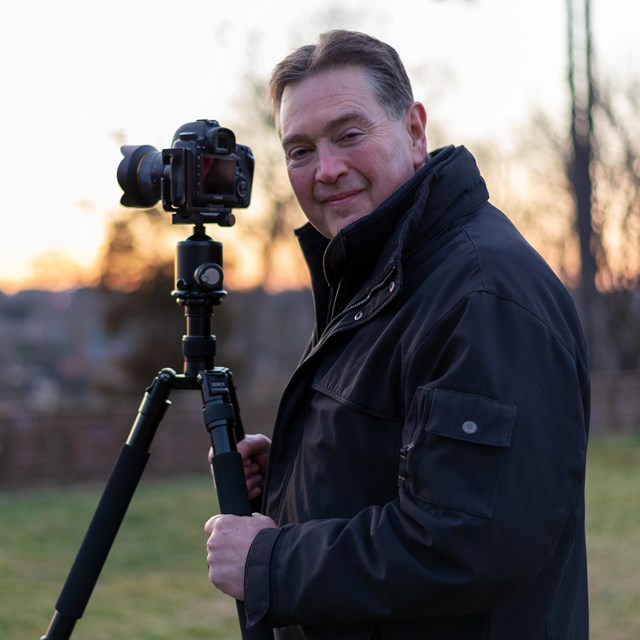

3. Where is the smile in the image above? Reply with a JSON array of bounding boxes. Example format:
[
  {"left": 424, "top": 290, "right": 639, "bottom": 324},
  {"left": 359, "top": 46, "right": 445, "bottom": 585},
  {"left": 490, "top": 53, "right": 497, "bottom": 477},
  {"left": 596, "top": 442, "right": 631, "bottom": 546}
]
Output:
[{"left": 321, "top": 190, "right": 363, "bottom": 205}]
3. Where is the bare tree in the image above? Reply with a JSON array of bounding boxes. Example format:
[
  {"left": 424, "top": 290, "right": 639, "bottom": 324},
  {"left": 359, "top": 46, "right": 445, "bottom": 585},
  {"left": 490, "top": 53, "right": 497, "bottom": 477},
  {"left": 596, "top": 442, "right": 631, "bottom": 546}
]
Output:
[
  {"left": 565, "top": 0, "right": 640, "bottom": 368},
  {"left": 476, "top": 0, "right": 640, "bottom": 368},
  {"left": 592, "top": 78, "right": 640, "bottom": 288},
  {"left": 567, "top": 0, "right": 601, "bottom": 340}
]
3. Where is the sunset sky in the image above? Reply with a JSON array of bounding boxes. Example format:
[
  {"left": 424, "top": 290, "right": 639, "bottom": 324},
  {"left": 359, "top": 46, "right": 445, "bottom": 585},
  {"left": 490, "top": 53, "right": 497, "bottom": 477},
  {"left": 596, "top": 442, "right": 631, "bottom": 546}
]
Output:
[{"left": 0, "top": 0, "right": 636, "bottom": 292}]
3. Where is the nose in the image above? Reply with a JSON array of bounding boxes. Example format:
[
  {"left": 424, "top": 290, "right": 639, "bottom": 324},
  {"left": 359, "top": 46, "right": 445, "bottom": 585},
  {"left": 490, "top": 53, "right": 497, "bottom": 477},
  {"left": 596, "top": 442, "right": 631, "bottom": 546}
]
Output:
[{"left": 315, "top": 143, "right": 348, "bottom": 184}]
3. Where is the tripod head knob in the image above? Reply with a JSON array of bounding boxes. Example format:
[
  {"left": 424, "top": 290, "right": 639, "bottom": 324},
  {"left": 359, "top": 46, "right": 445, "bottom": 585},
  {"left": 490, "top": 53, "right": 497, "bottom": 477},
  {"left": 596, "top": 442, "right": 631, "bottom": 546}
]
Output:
[{"left": 194, "top": 263, "right": 223, "bottom": 291}]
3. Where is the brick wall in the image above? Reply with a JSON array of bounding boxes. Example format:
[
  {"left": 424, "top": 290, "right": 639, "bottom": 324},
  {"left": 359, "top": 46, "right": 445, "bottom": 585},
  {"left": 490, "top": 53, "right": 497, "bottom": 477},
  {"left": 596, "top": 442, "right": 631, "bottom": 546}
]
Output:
[
  {"left": 0, "top": 389, "right": 278, "bottom": 489},
  {"left": 589, "top": 369, "right": 640, "bottom": 433},
  {"left": 0, "top": 371, "right": 637, "bottom": 489}
]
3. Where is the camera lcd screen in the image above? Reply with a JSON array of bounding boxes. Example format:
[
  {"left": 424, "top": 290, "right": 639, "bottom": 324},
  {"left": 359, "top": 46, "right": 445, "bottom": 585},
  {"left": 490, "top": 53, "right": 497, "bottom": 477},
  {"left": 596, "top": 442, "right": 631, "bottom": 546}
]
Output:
[{"left": 202, "top": 156, "right": 235, "bottom": 196}]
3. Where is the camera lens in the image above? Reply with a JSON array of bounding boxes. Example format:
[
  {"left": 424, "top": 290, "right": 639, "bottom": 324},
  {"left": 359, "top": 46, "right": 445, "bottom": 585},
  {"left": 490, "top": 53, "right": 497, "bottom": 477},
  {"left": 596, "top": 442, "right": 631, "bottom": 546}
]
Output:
[{"left": 117, "top": 145, "right": 163, "bottom": 208}]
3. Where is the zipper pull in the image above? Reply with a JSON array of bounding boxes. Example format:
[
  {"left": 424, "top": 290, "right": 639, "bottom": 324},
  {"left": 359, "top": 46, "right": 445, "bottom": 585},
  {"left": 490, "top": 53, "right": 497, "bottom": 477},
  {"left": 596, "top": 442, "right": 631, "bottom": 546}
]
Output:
[{"left": 398, "top": 442, "right": 415, "bottom": 488}]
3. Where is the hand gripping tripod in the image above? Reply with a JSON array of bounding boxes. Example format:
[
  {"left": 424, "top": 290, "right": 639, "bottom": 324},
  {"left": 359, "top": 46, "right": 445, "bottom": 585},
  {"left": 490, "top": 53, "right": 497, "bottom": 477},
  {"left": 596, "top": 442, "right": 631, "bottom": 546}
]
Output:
[{"left": 41, "top": 224, "right": 273, "bottom": 640}]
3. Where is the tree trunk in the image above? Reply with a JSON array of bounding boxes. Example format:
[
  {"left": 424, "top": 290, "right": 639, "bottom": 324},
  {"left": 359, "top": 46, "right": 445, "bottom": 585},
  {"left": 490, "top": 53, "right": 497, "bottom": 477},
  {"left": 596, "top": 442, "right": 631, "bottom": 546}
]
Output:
[{"left": 567, "top": 0, "right": 604, "bottom": 363}]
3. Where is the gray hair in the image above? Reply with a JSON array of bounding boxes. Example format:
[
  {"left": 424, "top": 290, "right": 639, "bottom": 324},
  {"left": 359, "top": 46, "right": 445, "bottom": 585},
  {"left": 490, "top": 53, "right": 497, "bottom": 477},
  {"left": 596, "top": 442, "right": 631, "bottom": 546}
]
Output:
[{"left": 269, "top": 30, "right": 415, "bottom": 121}]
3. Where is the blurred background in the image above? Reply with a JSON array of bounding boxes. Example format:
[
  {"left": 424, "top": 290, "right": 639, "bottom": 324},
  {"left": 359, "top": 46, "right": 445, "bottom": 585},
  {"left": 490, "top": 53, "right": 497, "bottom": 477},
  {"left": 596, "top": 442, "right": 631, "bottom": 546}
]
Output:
[
  {"left": 0, "top": 0, "right": 638, "bottom": 474},
  {"left": 0, "top": 0, "right": 639, "bottom": 636},
  {"left": 1, "top": 0, "right": 638, "bottom": 481}
]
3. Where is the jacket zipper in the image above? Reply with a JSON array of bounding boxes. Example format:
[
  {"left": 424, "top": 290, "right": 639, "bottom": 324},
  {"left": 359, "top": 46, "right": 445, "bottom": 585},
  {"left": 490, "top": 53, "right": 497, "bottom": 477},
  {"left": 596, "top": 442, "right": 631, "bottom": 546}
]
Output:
[
  {"left": 398, "top": 441, "right": 414, "bottom": 489},
  {"left": 326, "top": 264, "right": 398, "bottom": 331}
]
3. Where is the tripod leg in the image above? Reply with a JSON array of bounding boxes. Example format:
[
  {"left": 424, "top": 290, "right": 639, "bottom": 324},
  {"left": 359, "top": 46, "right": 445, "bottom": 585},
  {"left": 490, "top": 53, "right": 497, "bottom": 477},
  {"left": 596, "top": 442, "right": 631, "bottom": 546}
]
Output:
[
  {"left": 41, "top": 369, "right": 175, "bottom": 640},
  {"left": 200, "top": 369, "right": 274, "bottom": 640}
]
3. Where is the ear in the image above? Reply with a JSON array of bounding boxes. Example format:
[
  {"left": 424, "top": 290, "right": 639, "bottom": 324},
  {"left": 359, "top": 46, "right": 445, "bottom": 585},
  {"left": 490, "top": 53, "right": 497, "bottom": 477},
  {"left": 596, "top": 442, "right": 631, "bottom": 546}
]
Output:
[{"left": 405, "top": 102, "right": 428, "bottom": 169}]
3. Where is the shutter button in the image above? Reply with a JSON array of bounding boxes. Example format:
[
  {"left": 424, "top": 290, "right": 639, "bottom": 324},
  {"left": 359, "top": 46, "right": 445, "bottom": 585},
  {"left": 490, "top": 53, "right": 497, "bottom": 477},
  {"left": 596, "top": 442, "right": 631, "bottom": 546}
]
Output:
[{"left": 462, "top": 420, "right": 478, "bottom": 434}]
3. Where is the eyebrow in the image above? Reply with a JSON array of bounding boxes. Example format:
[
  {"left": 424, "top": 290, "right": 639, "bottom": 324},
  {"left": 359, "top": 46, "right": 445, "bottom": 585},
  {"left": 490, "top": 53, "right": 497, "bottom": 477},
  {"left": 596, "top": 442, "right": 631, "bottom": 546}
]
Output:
[{"left": 281, "top": 110, "right": 372, "bottom": 148}]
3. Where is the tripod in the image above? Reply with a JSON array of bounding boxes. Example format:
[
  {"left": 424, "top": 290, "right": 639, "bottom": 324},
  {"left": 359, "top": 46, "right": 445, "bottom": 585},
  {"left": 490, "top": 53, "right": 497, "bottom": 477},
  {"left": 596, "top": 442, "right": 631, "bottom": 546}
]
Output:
[{"left": 41, "top": 224, "right": 273, "bottom": 640}]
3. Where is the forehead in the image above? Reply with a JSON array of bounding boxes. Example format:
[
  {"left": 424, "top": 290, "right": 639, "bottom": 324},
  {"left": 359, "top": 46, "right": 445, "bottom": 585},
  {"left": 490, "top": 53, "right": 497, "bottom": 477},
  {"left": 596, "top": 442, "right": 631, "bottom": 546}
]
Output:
[{"left": 277, "top": 66, "right": 387, "bottom": 139}]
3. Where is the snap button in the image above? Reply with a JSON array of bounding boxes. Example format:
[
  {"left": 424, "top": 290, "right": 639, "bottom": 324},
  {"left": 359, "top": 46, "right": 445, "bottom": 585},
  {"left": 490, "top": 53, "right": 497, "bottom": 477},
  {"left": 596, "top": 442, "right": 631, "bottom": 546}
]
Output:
[
  {"left": 462, "top": 420, "right": 478, "bottom": 435},
  {"left": 354, "top": 311, "right": 364, "bottom": 321},
  {"left": 389, "top": 281, "right": 396, "bottom": 293}
]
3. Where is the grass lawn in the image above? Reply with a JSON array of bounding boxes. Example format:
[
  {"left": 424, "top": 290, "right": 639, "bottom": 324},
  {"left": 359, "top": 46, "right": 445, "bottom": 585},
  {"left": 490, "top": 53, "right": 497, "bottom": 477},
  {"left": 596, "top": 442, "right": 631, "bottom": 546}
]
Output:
[
  {"left": 1, "top": 433, "right": 639, "bottom": 638},
  {"left": 0, "top": 474, "right": 239, "bottom": 639},
  {"left": 586, "top": 433, "right": 640, "bottom": 639}
]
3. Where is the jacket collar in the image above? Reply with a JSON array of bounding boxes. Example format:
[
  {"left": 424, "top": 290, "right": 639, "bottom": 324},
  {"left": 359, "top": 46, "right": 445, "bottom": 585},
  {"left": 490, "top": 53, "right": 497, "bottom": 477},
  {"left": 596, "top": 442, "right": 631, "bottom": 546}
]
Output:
[{"left": 295, "top": 146, "right": 489, "bottom": 332}]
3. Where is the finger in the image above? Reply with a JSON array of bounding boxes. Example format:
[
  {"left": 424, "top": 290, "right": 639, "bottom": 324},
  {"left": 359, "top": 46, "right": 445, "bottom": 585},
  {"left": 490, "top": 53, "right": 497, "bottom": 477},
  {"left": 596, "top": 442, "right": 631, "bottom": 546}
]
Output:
[
  {"left": 243, "top": 461, "right": 260, "bottom": 478},
  {"left": 246, "top": 473, "right": 263, "bottom": 493},
  {"left": 237, "top": 434, "right": 270, "bottom": 458},
  {"left": 236, "top": 437, "right": 256, "bottom": 460},
  {"left": 204, "top": 514, "right": 221, "bottom": 535}
]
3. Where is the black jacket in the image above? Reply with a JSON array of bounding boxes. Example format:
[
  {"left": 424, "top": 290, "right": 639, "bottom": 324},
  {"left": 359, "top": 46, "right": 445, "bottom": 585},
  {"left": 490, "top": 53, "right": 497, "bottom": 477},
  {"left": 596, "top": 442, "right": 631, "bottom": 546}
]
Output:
[{"left": 245, "top": 146, "right": 590, "bottom": 639}]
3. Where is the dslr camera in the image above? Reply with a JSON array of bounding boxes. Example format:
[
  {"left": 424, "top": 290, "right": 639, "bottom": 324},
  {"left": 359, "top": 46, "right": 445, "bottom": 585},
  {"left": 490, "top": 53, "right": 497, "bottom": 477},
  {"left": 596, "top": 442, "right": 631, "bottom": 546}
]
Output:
[{"left": 117, "top": 119, "right": 254, "bottom": 226}]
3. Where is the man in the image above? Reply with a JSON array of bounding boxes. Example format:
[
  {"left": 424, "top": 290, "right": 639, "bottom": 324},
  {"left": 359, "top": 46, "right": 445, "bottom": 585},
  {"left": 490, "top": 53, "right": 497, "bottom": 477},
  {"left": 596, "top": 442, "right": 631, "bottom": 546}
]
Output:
[{"left": 205, "top": 30, "right": 590, "bottom": 639}]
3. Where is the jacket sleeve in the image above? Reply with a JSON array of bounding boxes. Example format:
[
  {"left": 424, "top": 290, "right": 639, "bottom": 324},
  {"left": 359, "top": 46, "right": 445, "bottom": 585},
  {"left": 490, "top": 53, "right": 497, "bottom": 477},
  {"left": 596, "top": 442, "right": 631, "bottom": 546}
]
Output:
[{"left": 243, "top": 291, "right": 590, "bottom": 628}]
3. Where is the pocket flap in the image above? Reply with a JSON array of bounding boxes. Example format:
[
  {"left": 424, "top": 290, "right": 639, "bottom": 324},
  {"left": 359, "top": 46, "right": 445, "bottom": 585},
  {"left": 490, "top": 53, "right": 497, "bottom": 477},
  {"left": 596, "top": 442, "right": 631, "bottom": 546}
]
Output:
[{"left": 425, "top": 388, "right": 516, "bottom": 447}]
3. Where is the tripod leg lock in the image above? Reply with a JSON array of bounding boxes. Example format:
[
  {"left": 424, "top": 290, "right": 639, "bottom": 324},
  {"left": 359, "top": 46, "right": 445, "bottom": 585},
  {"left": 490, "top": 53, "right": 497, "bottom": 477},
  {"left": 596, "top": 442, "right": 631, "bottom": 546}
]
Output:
[{"left": 203, "top": 401, "right": 236, "bottom": 428}]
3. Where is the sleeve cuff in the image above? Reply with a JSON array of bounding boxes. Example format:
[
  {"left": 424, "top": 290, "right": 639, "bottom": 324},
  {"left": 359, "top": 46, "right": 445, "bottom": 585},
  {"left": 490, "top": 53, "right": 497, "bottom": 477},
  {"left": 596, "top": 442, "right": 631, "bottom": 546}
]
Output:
[{"left": 244, "top": 525, "right": 285, "bottom": 628}]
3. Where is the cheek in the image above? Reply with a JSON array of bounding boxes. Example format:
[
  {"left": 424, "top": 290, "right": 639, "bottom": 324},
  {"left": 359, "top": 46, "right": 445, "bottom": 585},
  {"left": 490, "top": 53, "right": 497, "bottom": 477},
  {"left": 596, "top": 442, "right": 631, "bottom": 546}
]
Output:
[
  {"left": 287, "top": 168, "right": 313, "bottom": 203},
  {"left": 376, "top": 151, "right": 416, "bottom": 193}
]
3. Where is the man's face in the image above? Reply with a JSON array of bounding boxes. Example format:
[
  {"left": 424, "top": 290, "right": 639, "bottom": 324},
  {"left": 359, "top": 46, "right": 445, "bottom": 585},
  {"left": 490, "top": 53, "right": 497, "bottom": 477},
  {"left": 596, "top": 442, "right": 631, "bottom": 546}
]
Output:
[{"left": 277, "top": 66, "right": 428, "bottom": 239}]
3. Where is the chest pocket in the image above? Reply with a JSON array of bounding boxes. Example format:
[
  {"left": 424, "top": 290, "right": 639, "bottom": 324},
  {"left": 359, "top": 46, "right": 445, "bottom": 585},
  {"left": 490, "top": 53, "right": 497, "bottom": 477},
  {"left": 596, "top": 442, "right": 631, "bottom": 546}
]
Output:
[
  {"left": 401, "top": 387, "right": 516, "bottom": 517},
  {"left": 311, "top": 344, "right": 404, "bottom": 422}
]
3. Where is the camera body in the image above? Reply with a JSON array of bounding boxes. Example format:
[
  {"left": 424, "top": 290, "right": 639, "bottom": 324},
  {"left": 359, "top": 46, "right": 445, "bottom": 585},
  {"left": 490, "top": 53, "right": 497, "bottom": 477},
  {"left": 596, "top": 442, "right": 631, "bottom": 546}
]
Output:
[{"left": 118, "top": 119, "right": 254, "bottom": 226}]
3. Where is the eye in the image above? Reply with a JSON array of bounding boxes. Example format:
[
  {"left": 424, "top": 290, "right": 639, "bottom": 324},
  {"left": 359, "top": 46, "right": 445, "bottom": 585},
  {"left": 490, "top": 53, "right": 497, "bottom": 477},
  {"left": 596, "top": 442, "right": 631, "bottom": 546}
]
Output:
[
  {"left": 286, "top": 146, "right": 311, "bottom": 163},
  {"left": 338, "top": 129, "right": 364, "bottom": 145}
]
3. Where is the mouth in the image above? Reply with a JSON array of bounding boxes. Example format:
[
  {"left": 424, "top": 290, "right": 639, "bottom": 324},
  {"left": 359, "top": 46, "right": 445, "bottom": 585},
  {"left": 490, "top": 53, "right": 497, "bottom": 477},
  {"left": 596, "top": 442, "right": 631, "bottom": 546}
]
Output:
[{"left": 320, "top": 190, "right": 363, "bottom": 205}]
